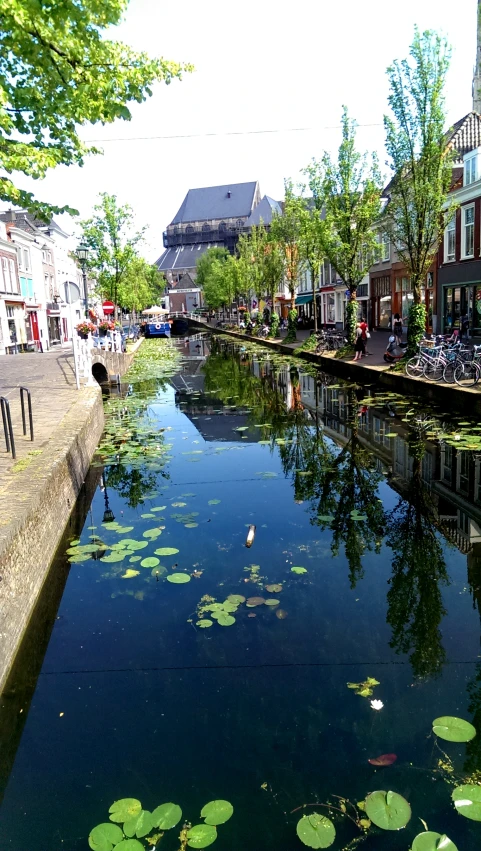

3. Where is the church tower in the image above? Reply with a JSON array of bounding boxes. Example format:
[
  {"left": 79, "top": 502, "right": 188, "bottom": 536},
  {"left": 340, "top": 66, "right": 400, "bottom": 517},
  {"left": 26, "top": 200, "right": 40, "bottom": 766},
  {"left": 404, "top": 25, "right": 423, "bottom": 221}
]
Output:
[{"left": 473, "top": 0, "right": 481, "bottom": 112}]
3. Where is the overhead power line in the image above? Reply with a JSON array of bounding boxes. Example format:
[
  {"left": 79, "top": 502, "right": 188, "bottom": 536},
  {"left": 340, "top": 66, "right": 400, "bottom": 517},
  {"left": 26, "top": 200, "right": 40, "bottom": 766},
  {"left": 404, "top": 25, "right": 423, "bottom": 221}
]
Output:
[{"left": 84, "top": 122, "right": 384, "bottom": 144}]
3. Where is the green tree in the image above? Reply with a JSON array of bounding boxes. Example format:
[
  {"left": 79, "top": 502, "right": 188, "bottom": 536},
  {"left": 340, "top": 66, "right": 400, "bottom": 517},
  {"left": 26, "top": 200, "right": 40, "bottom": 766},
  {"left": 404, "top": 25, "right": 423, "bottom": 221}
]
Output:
[
  {"left": 195, "top": 246, "right": 230, "bottom": 288},
  {"left": 80, "top": 193, "right": 146, "bottom": 317},
  {"left": 0, "top": 0, "right": 191, "bottom": 217},
  {"left": 237, "top": 225, "right": 268, "bottom": 304},
  {"left": 118, "top": 258, "right": 165, "bottom": 318},
  {"left": 270, "top": 180, "right": 302, "bottom": 341},
  {"left": 296, "top": 192, "right": 326, "bottom": 334},
  {"left": 306, "top": 108, "right": 382, "bottom": 345},
  {"left": 383, "top": 28, "right": 454, "bottom": 355}
]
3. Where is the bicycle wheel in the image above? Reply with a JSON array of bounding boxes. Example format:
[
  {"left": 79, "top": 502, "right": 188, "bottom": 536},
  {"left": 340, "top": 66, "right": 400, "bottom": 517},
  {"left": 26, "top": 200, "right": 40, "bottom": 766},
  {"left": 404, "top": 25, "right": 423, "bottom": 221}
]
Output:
[
  {"left": 443, "top": 361, "right": 457, "bottom": 384},
  {"left": 423, "top": 359, "right": 444, "bottom": 381},
  {"left": 405, "top": 356, "right": 424, "bottom": 377},
  {"left": 454, "top": 361, "right": 481, "bottom": 387}
]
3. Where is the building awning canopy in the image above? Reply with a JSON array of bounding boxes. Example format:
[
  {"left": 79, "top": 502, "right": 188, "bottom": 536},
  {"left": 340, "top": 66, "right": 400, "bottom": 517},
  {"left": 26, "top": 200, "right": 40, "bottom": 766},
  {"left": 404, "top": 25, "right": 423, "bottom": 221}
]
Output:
[{"left": 295, "top": 294, "right": 313, "bottom": 305}]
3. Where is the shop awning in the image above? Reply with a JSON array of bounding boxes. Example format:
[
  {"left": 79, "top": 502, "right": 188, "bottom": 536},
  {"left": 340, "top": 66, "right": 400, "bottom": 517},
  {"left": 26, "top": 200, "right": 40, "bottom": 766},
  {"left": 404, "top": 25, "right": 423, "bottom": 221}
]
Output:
[{"left": 295, "top": 295, "right": 313, "bottom": 305}]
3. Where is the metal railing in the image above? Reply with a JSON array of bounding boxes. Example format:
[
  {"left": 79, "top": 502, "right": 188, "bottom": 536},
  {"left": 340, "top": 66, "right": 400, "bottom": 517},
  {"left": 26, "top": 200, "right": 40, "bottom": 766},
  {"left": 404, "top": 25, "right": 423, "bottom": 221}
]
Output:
[{"left": 1, "top": 387, "right": 35, "bottom": 460}]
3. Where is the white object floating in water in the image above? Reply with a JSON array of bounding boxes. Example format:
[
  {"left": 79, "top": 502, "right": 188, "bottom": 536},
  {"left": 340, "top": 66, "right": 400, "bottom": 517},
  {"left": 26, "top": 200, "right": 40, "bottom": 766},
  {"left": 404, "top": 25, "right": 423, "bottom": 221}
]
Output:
[
  {"left": 370, "top": 699, "right": 384, "bottom": 711},
  {"left": 245, "top": 525, "right": 256, "bottom": 548}
]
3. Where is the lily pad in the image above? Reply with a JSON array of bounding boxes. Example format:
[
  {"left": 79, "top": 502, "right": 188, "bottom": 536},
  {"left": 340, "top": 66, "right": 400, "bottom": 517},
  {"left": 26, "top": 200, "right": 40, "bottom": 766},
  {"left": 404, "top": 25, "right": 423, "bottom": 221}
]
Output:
[
  {"left": 217, "top": 613, "right": 235, "bottom": 626},
  {"left": 208, "top": 499, "right": 221, "bottom": 505},
  {"left": 109, "top": 799, "right": 142, "bottom": 823},
  {"left": 365, "top": 790, "right": 411, "bottom": 830},
  {"left": 111, "top": 842, "right": 144, "bottom": 851},
  {"left": 143, "top": 528, "right": 162, "bottom": 539},
  {"left": 452, "top": 784, "right": 481, "bottom": 820},
  {"left": 140, "top": 557, "right": 160, "bottom": 568},
  {"left": 227, "top": 594, "right": 246, "bottom": 604},
  {"left": 152, "top": 566, "right": 167, "bottom": 577},
  {"left": 265, "top": 599, "right": 280, "bottom": 606},
  {"left": 197, "top": 619, "right": 213, "bottom": 628},
  {"left": 201, "top": 800, "right": 233, "bottom": 825},
  {"left": 185, "top": 523, "right": 199, "bottom": 528},
  {"left": 129, "top": 556, "right": 142, "bottom": 563},
  {"left": 141, "top": 513, "right": 156, "bottom": 519},
  {"left": 187, "top": 824, "right": 217, "bottom": 848},
  {"left": 151, "top": 802, "right": 182, "bottom": 830},
  {"left": 291, "top": 567, "right": 307, "bottom": 574},
  {"left": 246, "top": 597, "right": 265, "bottom": 607},
  {"left": 432, "top": 716, "right": 476, "bottom": 743},
  {"left": 154, "top": 547, "right": 180, "bottom": 556},
  {"left": 411, "top": 832, "right": 458, "bottom": 851},
  {"left": 151, "top": 506, "right": 167, "bottom": 512},
  {"left": 121, "top": 569, "right": 140, "bottom": 579},
  {"left": 120, "top": 540, "right": 148, "bottom": 551},
  {"left": 101, "top": 552, "right": 127, "bottom": 563},
  {"left": 123, "top": 810, "right": 154, "bottom": 839},
  {"left": 89, "top": 823, "right": 123, "bottom": 851},
  {"left": 265, "top": 584, "right": 283, "bottom": 593},
  {"left": 167, "top": 573, "right": 190, "bottom": 584},
  {"left": 296, "top": 813, "right": 336, "bottom": 848}
]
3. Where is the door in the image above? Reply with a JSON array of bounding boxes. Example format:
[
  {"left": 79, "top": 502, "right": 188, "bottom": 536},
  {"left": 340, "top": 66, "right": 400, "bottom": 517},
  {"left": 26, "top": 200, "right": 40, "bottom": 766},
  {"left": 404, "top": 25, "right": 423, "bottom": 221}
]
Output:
[{"left": 30, "top": 311, "right": 40, "bottom": 343}]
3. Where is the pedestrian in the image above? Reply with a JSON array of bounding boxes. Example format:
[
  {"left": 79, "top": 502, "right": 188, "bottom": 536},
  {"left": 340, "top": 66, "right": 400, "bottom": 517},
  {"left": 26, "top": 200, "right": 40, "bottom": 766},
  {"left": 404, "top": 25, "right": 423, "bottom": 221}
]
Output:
[
  {"left": 353, "top": 323, "right": 364, "bottom": 360},
  {"left": 393, "top": 313, "right": 403, "bottom": 346}
]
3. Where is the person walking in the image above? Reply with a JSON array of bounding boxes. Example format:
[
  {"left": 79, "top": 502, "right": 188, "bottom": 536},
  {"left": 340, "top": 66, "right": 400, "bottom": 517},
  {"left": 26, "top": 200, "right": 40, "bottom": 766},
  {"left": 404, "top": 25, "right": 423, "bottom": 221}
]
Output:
[
  {"left": 353, "top": 323, "right": 364, "bottom": 360},
  {"left": 393, "top": 313, "right": 403, "bottom": 346}
]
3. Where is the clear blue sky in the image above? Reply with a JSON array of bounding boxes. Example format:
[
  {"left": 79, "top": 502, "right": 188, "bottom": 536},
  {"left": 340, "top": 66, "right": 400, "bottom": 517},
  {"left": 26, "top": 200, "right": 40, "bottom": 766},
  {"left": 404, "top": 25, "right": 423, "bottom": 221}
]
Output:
[{"left": 23, "top": 0, "right": 481, "bottom": 260}]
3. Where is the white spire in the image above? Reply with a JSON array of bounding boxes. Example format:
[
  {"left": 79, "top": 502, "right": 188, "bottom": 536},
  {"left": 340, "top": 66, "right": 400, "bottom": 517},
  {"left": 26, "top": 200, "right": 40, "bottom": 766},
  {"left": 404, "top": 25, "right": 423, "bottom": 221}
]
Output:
[{"left": 473, "top": 0, "right": 481, "bottom": 112}]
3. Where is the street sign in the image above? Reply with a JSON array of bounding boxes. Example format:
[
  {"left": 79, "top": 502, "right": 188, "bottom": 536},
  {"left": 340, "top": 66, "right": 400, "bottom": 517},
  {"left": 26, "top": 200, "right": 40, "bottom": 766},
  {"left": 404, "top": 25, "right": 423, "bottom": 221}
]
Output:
[
  {"left": 345, "top": 289, "right": 350, "bottom": 298},
  {"left": 102, "top": 300, "right": 115, "bottom": 315},
  {"left": 63, "top": 281, "right": 81, "bottom": 304}
]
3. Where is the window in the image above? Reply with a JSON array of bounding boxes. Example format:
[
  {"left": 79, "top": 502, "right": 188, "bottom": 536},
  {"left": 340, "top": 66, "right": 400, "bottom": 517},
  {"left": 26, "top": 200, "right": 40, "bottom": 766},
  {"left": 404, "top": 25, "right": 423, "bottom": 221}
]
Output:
[
  {"left": 8, "top": 259, "right": 15, "bottom": 292},
  {"left": 445, "top": 216, "right": 455, "bottom": 261},
  {"left": 42, "top": 250, "right": 47, "bottom": 262},
  {"left": 1, "top": 257, "right": 7, "bottom": 291},
  {"left": 462, "top": 205, "right": 474, "bottom": 258},
  {"left": 16, "top": 247, "right": 24, "bottom": 270},
  {"left": 465, "top": 155, "right": 478, "bottom": 186},
  {"left": 48, "top": 251, "right": 52, "bottom": 264},
  {"left": 382, "top": 233, "right": 390, "bottom": 261},
  {"left": 23, "top": 248, "right": 30, "bottom": 271}
]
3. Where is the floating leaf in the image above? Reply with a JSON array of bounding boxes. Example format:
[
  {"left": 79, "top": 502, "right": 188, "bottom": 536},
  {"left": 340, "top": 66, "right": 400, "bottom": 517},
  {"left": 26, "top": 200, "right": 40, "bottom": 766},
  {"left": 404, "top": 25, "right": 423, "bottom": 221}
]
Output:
[
  {"left": 111, "top": 842, "right": 144, "bottom": 851},
  {"left": 201, "top": 800, "right": 233, "bottom": 825},
  {"left": 217, "top": 613, "right": 235, "bottom": 626},
  {"left": 452, "top": 784, "right": 481, "bottom": 820},
  {"left": 364, "top": 790, "right": 411, "bottom": 830},
  {"left": 116, "top": 527, "right": 134, "bottom": 533},
  {"left": 248, "top": 613, "right": 256, "bottom": 618},
  {"left": 151, "top": 506, "right": 167, "bottom": 512},
  {"left": 172, "top": 502, "right": 187, "bottom": 507},
  {"left": 129, "top": 556, "right": 142, "bottom": 563},
  {"left": 276, "top": 609, "right": 288, "bottom": 619},
  {"left": 187, "top": 824, "right": 217, "bottom": 848},
  {"left": 100, "top": 552, "right": 127, "bottom": 563},
  {"left": 296, "top": 813, "right": 336, "bottom": 848},
  {"left": 123, "top": 810, "right": 154, "bottom": 839},
  {"left": 109, "top": 799, "right": 142, "bottom": 823},
  {"left": 246, "top": 597, "right": 265, "bottom": 607},
  {"left": 368, "top": 754, "right": 397, "bottom": 767},
  {"left": 140, "top": 557, "right": 160, "bottom": 568},
  {"left": 317, "top": 515, "right": 334, "bottom": 522},
  {"left": 152, "top": 566, "right": 167, "bottom": 577},
  {"left": 167, "top": 573, "right": 190, "bottom": 584},
  {"left": 265, "top": 584, "right": 283, "bottom": 593},
  {"left": 185, "top": 523, "right": 199, "bottom": 528},
  {"left": 154, "top": 547, "right": 180, "bottom": 556},
  {"left": 89, "top": 823, "right": 123, "bottom": 851},
  {"left": 121, "top": 569, "right": 140, "bottom": 579},
  {"left": 227, "top": 594, "right": 246, "bottom": 604},
  {"left": 291, "top": 567, "right": 307, "bottom": 574},
  {"left": 141, "top": 513, "right": 156, "bottom": 519},
  {"left": 208, "top": 499, "right": 221, "bottom": 505},
  {"left": 432, "top": 716, "right": 476, "bottom": 743},
  {"left": 152, "top": 803, "right": 182, "bottom": 830},
  {"left": 143, "top": 528, "right": 163, "bottom": 539},
  {"left": 412, "top": 832, "right": 458, "bottom": 851},
  {"left": 196, "top": 619, "right": 213, "bottom": 628},
  {"left": 265, "top": 599, "right": 280, "bottom": 606},
  {"left": 120, "top": 540, "right": 148, "bottom": 551}
]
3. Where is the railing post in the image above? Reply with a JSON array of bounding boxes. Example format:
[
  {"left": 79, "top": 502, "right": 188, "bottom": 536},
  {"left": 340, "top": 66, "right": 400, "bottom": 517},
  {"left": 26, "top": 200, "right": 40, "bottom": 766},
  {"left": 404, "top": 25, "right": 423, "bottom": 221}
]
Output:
[
  {"left": 0, "top": 396, "right": 16, "bottom": 459},
  {"left": 19, "top": 386, "right": 34, "bottom": 441}
]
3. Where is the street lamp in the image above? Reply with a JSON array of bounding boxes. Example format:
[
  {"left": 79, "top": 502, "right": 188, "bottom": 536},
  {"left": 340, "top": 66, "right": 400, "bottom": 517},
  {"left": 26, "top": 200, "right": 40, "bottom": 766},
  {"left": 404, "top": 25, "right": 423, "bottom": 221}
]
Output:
[
  {"left": 100, "top": 472, "right": 115, "bottom": 523},
  {"left": 76, "top": 241, "right": 90, "bottom": 318}
]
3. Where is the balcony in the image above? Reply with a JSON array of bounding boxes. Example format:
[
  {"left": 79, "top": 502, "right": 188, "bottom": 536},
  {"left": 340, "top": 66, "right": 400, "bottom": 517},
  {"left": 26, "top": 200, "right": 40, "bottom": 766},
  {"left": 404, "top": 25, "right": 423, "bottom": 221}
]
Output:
[{"left": 163, "top": 225, "right": 250, "bottom": 248}]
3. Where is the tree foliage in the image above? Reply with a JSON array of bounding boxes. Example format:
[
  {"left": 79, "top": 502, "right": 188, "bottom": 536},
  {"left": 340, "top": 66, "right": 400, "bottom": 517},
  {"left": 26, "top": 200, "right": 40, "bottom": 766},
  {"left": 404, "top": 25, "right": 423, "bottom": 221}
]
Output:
[
  {"left": 305, "top": 108, "right": 382, "bottom": 343},
  {"left": 383, "top": 28, "right": 454, "bottom": 353},
  {"left": 270, "top": 180, "right": 302, "bottom": 304},
  {"left": 0, "top": 0, "right": 192, "bottom": 217},
  {"left": 195, "top": 247, "right": 229, "bottom": 288},
  {"left": 80, "top": 192, "right": 148, "bottom": 310}
]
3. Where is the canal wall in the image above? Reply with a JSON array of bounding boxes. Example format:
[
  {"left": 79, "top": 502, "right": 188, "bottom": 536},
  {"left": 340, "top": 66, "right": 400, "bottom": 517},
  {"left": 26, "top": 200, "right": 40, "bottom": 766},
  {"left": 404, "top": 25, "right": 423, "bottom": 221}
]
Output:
[
  {"left": 190, "top": 320, "right": 481, "bottom": 414},
  {"left": 0, "top": 386, "right": 104, "bottom": 693}
]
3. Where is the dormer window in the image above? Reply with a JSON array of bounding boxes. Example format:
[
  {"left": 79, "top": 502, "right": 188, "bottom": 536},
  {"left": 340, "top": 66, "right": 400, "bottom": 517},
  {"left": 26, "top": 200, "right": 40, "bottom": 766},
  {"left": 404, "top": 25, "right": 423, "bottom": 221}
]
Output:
[{"left": 464, "top": 148, "right": 481, "bottom": 185}]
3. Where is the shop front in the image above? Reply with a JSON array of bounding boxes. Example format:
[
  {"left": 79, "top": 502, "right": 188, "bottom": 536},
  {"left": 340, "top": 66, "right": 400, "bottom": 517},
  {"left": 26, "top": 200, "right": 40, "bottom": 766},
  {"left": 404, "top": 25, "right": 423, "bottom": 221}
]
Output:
[
  {"left": 295, "top": 294, "right": 313, "bottom": 322},
  {"left": 438, "top": 261, "right": 481, "bottom": 337},
  {"left": 5, "top": 301, "right": 27, "bottom": 353},
  {"left": 319, "top": 288, "right": 335, "bottom": 326},
  {"left": 370, "top": 274, "right": 391, "bottom": 329}
]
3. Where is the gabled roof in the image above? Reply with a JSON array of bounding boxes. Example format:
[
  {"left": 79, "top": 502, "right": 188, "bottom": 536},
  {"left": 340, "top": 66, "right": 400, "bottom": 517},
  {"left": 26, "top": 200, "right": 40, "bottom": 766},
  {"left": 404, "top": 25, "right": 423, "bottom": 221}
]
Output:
[
  {"left": 173, "top": 272, "right": 197, "bottom": 289},
  {"left": 171, "top": 181, "right": 259, "bottom": 224},
  {"left": 0, "top": 210, "right": 68, "bottom": 239},
  {"left": 156, "top": 244, "right": 214, "bottom": 272},
  {"left": 444, "top": 111, "right": 481, "bottom": 161},
  {"left": 245, "top": 195, "right": 282, "bottom": 227}
]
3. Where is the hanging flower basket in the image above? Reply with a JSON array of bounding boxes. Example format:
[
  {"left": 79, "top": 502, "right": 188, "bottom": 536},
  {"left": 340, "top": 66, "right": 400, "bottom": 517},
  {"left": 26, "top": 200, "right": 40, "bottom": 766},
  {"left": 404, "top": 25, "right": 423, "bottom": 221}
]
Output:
[{"left": 76, "top": 321, "right": 96, "bottom": 339}]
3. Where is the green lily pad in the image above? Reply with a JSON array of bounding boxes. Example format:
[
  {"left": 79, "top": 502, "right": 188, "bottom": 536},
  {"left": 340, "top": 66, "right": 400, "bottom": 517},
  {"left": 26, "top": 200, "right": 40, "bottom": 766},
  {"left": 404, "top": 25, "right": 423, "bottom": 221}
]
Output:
[
  {"left": 365, "top": 790, "right": 411, "bottom": 830},
  {"left": 197, "top": 619, "right": 213, "bottom": 628},
  {"left": 167, "top": 573, "right": 190, "bottom": 584},
  {"left": 185, "top": 523, "right": 199, "bottom": 528},
  {"left": 151, "top": 506, "right": 167, "bottom": 512},
  {"left": 116, "top": 526, "right": 134, "bottom": 533},
  {"left": 111, "top": 842, "right": 144, "bottom": 851},
  {"left": 143, "top": 528, "right": 162, "bottom": 539},
  {"left": 208, "top": 499, "right": 221, "bottom": 505},
  {"left": 89, "top": 823, "right": 123, "bottom": 851},
  {"left": 452, "top": 784, "right": 481, "bottom": 820},
  {"left": 69, "top": 554, "right": 92, "bottom": 563},
  {"left": 296, "top": 813, "right": 336, "bottom": 848},
  {"left": 187, "top": 824, "right": 217, "bottom": 848},
  {"left": 217, "top": 613, "right": 235, "bottom": 626},
  {"left": 154, "top": 547, "right": 180, "bottom": 556},
  {"left": 152, "top": 565, "right": 167, "bottom": 577},
  {"left": 121, "top": 569, "right": 140, "bottom": 579},
  {"left": 432, "top": 716, "right": 476, "bottom": 743},
  {"left": 265, "top": 599, "right": 280, "bottom": 606},
  {"left": 123, "top": 810, "right": 153, "bottom": 839},
  {"left": 291, "top": 566, "right": 307, "bottom": 574},
  {"left": 227, "top": 595, "right": 246, "bottom": 604},
  {"left": 109, "top": 799, "right": 142, "bottom": 823},
  {"left": 140, "top": 513, "right": 156, "bottom": 519},
  {"left": 120, "top": 540, "right": 148, "bottom": 551},
  {"left": 152, "top": 803, "right": 182, "bottom": 830},
  {"left": 140, "top": 557, "right": 160, "bottom": 568},
  {"left": 200, "top": 800, "right": 233, "bottom": 825},
  {"left": 129, "top": 556, "right": 142, "bottom": 563},
  {"left": 100, "top": 552, "right": 127, "bottom": 563},
  {"left": 411, "top": 832, "right": 458, "bottom": 851}
]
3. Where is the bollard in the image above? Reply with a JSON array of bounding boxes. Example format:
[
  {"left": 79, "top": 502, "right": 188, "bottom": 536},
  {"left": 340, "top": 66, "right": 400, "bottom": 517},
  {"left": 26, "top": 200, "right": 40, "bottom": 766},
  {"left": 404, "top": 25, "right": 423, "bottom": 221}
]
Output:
[
  {"left": 0, "top": 396, "right": 16, "bottom": 459},
  {"left": 19, "top": 386, "right": 34, "bottom": 441}
]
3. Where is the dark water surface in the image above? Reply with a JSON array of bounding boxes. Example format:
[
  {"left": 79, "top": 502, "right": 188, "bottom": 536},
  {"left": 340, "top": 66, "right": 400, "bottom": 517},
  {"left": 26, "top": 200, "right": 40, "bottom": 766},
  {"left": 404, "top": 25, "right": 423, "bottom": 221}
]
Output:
[{"left": 2, "top": 335, "right": 481, "bottom": 850}]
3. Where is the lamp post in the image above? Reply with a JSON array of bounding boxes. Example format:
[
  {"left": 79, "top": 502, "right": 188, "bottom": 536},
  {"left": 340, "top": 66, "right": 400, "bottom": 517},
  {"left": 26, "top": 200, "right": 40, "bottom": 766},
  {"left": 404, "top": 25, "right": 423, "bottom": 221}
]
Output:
[
  {"left": 100, "top": 472, "right": 115, "bottom": 523},
  {"left": 76, "top": 242, "right": 90, "bottom": 318}
]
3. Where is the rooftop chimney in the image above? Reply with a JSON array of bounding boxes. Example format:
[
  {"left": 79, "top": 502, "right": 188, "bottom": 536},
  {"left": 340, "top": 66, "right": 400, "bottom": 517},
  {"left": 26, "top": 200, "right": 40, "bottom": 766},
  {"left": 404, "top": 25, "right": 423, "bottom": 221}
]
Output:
[{"left": 227, "top": 190, "right": 231, "bottom": 198}]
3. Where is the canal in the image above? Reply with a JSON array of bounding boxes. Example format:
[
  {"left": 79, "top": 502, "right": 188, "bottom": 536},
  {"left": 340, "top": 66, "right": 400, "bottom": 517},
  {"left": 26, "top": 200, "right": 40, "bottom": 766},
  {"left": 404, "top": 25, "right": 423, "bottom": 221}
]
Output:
[{"left": 1, "top": 334, "right": 481, "bottom": 851}]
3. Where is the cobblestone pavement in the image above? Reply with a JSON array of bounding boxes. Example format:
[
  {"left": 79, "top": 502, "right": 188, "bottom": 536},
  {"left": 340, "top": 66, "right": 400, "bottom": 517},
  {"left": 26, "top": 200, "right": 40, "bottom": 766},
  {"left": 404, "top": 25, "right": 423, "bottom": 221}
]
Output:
[{"left": 0, "top": 347, "right": 82, "bottom": 482}]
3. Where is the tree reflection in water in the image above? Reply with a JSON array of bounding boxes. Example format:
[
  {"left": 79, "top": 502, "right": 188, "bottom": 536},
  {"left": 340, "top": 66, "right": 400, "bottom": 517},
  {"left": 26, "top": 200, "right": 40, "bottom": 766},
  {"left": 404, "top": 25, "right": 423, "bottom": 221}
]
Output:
[{"left": 386, "top": 430, "right": 449, "bottom": 679}]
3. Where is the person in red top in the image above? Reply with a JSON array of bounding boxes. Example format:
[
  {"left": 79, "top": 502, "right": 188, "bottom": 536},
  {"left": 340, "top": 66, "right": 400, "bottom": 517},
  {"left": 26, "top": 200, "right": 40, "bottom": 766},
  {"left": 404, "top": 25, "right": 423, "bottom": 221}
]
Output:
[{"left": 353, "top": 321, "right": 368, "bottom": 360}]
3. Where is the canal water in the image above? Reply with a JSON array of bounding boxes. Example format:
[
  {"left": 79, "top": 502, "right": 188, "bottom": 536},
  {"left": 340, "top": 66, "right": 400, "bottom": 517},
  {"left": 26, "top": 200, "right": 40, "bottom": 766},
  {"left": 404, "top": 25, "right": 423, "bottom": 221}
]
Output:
[{"left": 1, "top": 334, "right": 481, "bottom": 851}]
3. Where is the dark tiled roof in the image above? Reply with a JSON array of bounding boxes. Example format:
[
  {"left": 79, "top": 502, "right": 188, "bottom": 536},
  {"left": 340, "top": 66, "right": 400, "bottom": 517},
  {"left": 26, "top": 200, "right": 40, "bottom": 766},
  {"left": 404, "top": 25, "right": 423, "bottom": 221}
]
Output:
[
  {"left": 171, "top": 181, "right": 258, "bottom": 224},
  {"left": 0, "top": 210, "right": 66, "bottom": 237},
  {"left": 444, "top": 111, "right": 481, "bottom": 161},
  {"left": 156, "top": 244, "right": 214, "bottom": 272},
  {"left": 245, "top": 195, "right": 282, "bottom": 226}
]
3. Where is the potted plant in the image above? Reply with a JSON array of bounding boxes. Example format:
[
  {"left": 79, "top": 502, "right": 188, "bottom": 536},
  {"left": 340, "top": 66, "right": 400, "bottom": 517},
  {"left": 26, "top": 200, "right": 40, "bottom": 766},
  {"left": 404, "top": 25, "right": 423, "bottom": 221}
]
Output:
[
  {"left": 76, "top": 321, "right": 96, "bottom": 339},
  {"left": 98, "top": 320, "right": 115, "bottom": 336}
]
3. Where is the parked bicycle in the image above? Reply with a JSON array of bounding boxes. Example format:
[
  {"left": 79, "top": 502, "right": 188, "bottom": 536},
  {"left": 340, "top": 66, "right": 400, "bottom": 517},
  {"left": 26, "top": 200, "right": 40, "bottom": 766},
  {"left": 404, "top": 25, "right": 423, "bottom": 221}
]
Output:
[{"left": 405, "top": 340, "right": 481, "bottom": 387}]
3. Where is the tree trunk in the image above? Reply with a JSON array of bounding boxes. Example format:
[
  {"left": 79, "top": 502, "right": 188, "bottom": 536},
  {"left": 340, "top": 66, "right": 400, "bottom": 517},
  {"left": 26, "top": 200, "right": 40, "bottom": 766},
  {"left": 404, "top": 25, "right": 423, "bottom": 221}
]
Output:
[
  {"left": 345, "top": 292, "right": 358, "bottom": 346},
  {"left": 311, "top": 269, "right": 318, "bottom": 334}
]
